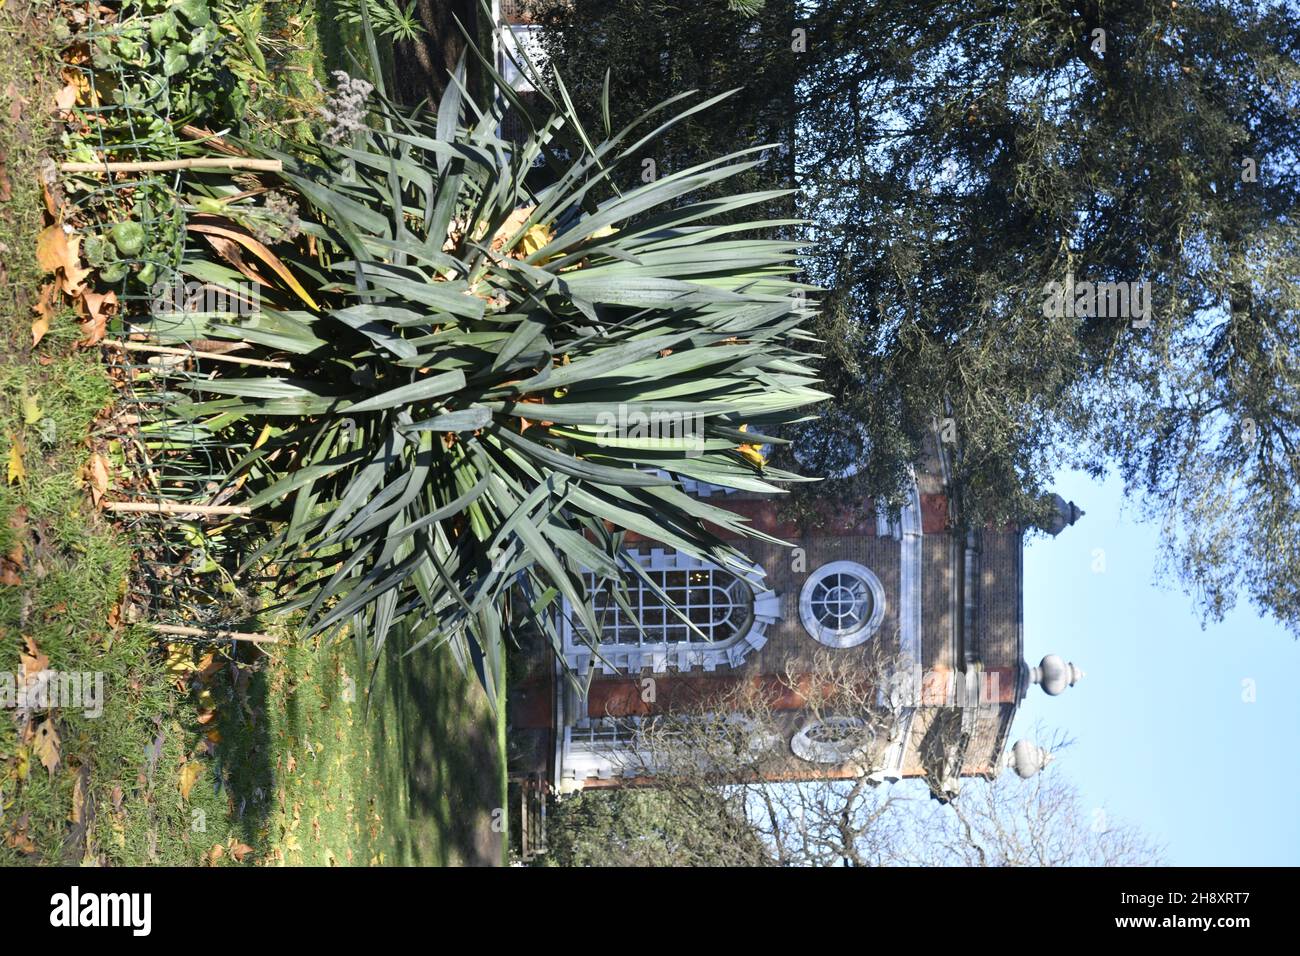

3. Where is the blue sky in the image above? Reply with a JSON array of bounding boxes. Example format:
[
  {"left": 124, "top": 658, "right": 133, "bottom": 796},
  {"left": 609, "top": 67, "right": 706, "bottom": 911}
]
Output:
[{"left": 1018, "top": 468, "right": 1300, "bottom": 866}]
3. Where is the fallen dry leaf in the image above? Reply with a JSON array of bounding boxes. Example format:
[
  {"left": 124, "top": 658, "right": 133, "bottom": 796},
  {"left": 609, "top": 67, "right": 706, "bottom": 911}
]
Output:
[
  {"left": 178, "top": 761, "right": 203, "bottom": 801},
  {"left": 31, "top": 282, "right": 57, "bottom": 346},
  {"left": 71, "top": 767, "right": 89, "bottom": 825},
  {"left": 5, "top": 81, "right": 25, "bottom": 124},
  {"left": 79, "top": 289, "right": 116, "bottom": 346},
  {"left": 229, "top": 841, "right": 254, "bottom": 863},
  {"left": 35, "top": 225, "right": 91, "bottom": 296},
  {"left": 33, "top": 719, "right": 61, "bottom": 775},
  {"left": 53, "top": 83, "right": 76, "bottom": 112},
  {"left": 86, "top": 452, "right": 110, "bottom": 507},
  {"left": 6, "top": 434, "right": 26, "bottom": 484},
  {"left": 2, "top": 508, "right": 27, "bottom": 585},
  {"left": 21, "top": 635, "right": 48, "bottom": 682}
]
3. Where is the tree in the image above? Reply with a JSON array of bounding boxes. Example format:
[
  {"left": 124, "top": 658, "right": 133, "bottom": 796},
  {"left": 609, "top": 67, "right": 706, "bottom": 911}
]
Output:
[
  {"left": 538, "top": 0, "right": 1300, "bottom": 636},
  {"left": 541, "top": 658, "right": 1163, "bottom": 866},
  {"left": 531, "top": 0, "right": 799, "bottom": 225},
  {"left": 791, "top": 0, "right": 1300, "bottom": 636},
  {"left": 901, "top": 750, "right": 1165, "bottom": 867}
]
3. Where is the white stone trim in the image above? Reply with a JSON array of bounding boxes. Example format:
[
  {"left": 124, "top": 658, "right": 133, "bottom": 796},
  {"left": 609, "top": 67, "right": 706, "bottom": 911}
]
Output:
[
  {"left": 899, "top": 473, "right": 923, "bottom": 705},
  {"left": 562, "top": 548, "right": 778, "bottom": 674},
  {"left": 798, "top": 560, "right": 887, "bottom": 647},
  {"left": 790, "top": 717, "right": 875, "bottom": 764}
]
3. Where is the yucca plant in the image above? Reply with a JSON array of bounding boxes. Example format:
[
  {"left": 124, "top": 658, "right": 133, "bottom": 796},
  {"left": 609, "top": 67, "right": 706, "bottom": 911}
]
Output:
[{"left": 150, "top": 39, "right": 826, "bottom": 699}]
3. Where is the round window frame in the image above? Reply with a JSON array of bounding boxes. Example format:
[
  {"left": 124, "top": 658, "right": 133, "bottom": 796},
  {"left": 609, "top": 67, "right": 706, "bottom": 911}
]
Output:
[
  {"left": 798, "top": 560, "right": 886, "bottom": 648},
  {"left": 790, "top": 717, "right": 875, "bottom": 764}
]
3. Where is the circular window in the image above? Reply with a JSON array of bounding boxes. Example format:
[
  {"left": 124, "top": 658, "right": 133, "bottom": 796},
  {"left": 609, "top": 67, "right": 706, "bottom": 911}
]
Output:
[
  {"left": 790, "top": 717, "right": 875, "bottom": 764},
  {"left": 799, "top": 561, "right": 886, "bottom": 647}
]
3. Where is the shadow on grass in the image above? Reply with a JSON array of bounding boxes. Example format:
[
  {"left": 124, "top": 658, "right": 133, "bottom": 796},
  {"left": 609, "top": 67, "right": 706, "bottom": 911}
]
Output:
[{"left": 374, "top": 638, "right": 502, "bottom": 866}]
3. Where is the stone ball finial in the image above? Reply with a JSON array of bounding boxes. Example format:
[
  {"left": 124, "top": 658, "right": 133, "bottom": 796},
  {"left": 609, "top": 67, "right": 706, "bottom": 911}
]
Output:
[
  {"left": 1008, "top": 739, "right": 1054, "bottom": 779},
  {"left": 1030, "top": 654, "right": 1084, "bottom": 696},
  {"left": 1039, "top": 493, "right": 1086, "bottom": 536}
]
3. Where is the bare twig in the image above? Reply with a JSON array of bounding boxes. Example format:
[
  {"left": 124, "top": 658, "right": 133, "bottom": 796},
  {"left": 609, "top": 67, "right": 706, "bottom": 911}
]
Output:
[
  {"left": 103, "top": 502, "right": 252, "bottom": 516},
  {"left": 149, "top": 623, "right": 278, "bottom": 644},
  {"left": 104, "top": 340, "right": 291, "bottom": 370},
  {"left": 60, "top": 158, "right": 282, "bottom": 174}
]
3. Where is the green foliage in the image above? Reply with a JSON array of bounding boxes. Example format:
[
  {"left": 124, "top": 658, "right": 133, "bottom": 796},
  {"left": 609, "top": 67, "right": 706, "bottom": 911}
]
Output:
[
  {"left": 531, "top": 0, "right": 798, "bottom": 226},
  {"left": 338, "top": 0, "right": 423, "bottom": 43},
  {"left": 789, "top": 0, "right": 1300, "bottom": 630},
  {"left": 541, "top": 0, "right": 1300, "bottom": 635},
  {"left": 539, "top": 788, "right": 767, "bottom": 866},
  {"left": 150, "top": 48, "right": 825, "bottom": 698}
]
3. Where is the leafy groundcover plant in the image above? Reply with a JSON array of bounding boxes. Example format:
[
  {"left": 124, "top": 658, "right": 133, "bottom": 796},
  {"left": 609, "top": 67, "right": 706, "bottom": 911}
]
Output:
[{"left": 151, "top": 43, "right": 826, "bottom": 696}]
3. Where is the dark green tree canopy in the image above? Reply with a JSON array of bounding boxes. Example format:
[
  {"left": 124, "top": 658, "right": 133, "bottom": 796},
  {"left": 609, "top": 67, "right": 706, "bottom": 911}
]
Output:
[{"left": 538, "top": 0, "right": 1300, "bottom": 635}]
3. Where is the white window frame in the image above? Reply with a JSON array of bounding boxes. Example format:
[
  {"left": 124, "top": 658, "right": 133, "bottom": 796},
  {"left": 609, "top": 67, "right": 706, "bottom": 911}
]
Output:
[
  {"left": 561, "top": 548, "right": 779, "bottom": 674},
  {"left": 798, "top": 560, "right": 887, "bottom": 648}
]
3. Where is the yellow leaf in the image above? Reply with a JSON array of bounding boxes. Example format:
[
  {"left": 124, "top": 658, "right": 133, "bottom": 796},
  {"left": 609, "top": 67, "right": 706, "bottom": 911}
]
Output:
[
  {"left": 179, "top": 761, "right": 203, "bottom": 801},
  {"left": 21, "top": 389, "right": 40, "bottom": 426},
  {"left": 252, "top": 423, "right": 273, "bottom": 450},
  {"left": 517, "top": 222, "right": 554, "bottom": 258},
  {"left": 6, "top": 435, "right": 26, "bottom": 484},
  {"left": 163, "top": 643, "right": 199, "bottom": 678}
]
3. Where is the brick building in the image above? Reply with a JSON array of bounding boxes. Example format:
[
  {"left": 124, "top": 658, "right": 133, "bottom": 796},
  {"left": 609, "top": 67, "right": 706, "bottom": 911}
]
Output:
[
  {"left": 507, "top": 424, "right": 1085, "bottom": 797},
  {"left": 493, "top": 2, "right": 1084, "bottom": 801}
]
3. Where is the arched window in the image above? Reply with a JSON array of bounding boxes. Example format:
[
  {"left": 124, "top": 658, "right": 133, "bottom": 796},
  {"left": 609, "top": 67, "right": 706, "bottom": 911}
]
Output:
[
  {"left": 578, "top": 565, "right": 754, "bottom": 645},
  {"left": 562, "top": 549, "right": 779, "bottom": 673},
  {"left": 799, "top": 560, "right": 886, "bottom": 648}
]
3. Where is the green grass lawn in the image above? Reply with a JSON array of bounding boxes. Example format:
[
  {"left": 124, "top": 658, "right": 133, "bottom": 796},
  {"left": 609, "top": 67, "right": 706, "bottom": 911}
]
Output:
[
  {"left": 0, "top": 0, "right": 504, "bottom": 867},
  {"left": 213, "top": 632, "right": 504, "bottom": 866}
]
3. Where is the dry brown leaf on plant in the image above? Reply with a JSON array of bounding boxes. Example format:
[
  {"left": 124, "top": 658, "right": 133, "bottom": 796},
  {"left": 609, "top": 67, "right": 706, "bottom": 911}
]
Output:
[
  {"left": 199, "top": 232, "right": 270, "bottom": 287},
  {"left": 188, "top": 217, "right": 319, "bottom": 309}
]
